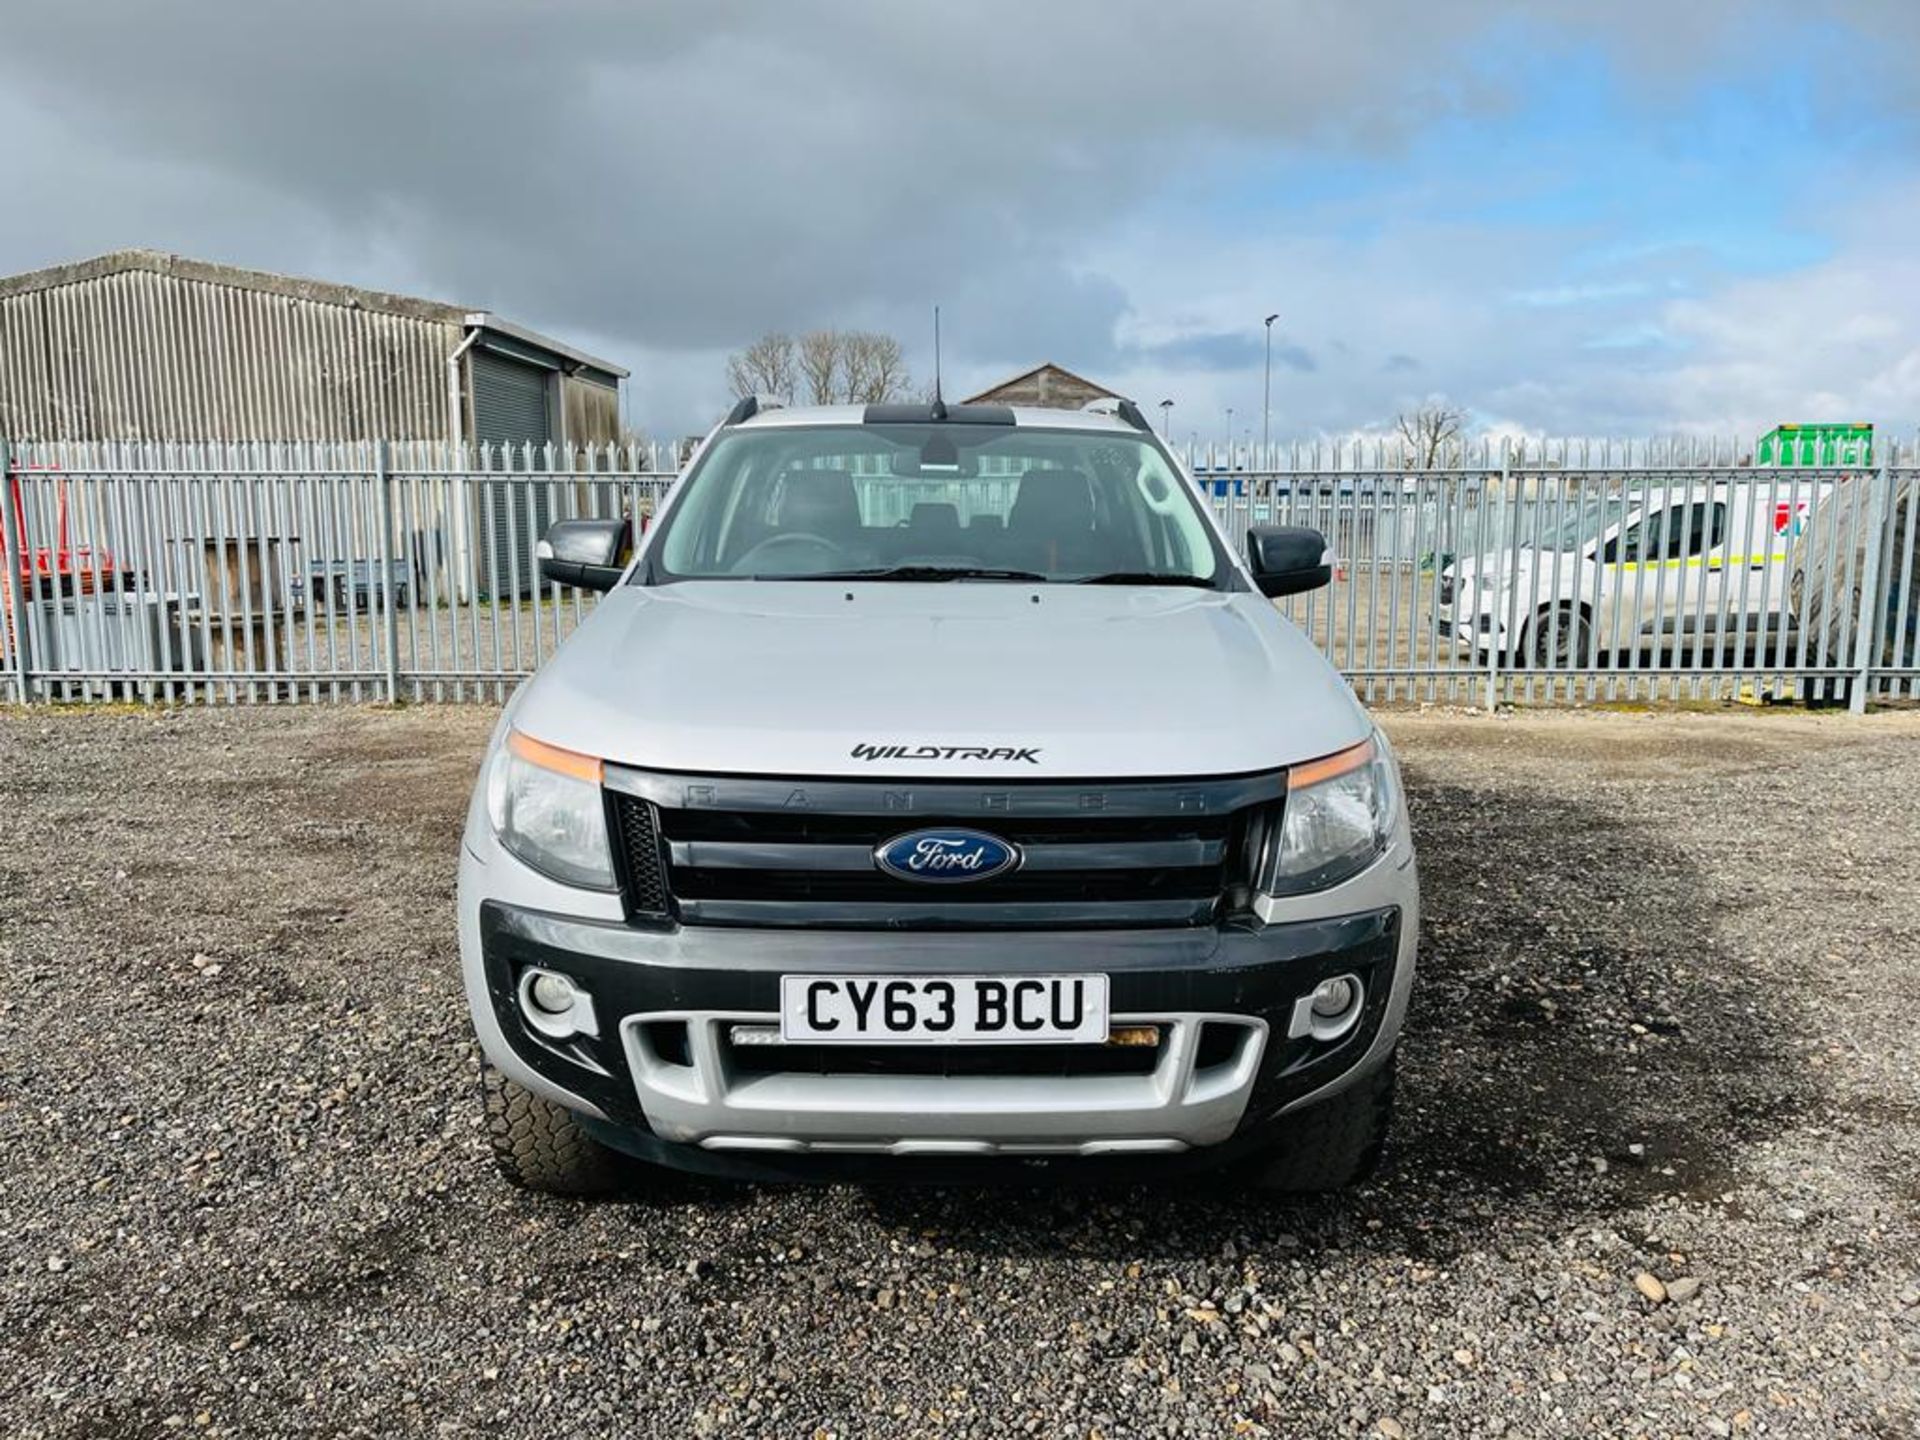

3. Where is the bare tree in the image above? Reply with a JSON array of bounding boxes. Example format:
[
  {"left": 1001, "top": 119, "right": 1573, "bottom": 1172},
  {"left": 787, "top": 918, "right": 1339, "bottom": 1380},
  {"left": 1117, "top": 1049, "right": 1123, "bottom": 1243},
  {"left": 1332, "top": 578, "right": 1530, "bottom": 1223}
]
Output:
[
  {"left": 797, "top": 329, "right": 842, "bottom": 405},
  {"left": 1394, "top": 403, "right": 1468, "bottom": 468},
  {"left": 841, "top": 332, "right": 911, "bottom": 404},
  {"left": 725, "top": 328, "right": 913, "bottom": 406},
  {"left": 725, "top": 332, "right": 796, "bottom": 400}
]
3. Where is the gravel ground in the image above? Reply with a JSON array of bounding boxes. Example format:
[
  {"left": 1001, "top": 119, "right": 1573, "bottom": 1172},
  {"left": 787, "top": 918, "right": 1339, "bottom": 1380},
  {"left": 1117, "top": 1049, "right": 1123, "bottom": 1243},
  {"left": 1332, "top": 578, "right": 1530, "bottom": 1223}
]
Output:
[{"left": 2, "top": 703, "right": 1918, "bottom": 1439}]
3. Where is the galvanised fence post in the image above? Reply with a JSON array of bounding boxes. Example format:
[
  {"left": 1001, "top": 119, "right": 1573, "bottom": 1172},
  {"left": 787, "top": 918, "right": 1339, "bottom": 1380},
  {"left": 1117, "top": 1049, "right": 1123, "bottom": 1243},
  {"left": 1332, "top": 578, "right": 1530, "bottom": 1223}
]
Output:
[
  {"left": 1488, "top": 443, "right": 1515, "bottom": 711},
  {"left": 374, "top": 440, "right": 401, "bottom": 704},
  {"left": 1850, "top": 452, "right": 1894, "bottom": 714},
  {"left": 0, "top": 439, "right": 33, "bottom": 705}
]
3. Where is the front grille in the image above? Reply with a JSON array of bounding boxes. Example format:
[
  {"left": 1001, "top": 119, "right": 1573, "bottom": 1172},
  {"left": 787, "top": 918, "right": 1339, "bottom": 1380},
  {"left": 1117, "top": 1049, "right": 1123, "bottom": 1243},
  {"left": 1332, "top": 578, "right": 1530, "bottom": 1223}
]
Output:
[
  {"left": 605, "top": 768, "right": 1286, "bottom": 931},
  {"left": 611, "top": 795, "right": 671, "bottom": 917},
  {"left": 669, "top": 867, "right": 1220, "bottom": 905}
]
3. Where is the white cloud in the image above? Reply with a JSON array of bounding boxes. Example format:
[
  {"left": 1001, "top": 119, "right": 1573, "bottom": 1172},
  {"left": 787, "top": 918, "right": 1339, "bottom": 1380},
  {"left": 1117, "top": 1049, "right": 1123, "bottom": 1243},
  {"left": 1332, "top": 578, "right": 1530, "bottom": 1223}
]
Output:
[
  {"left": 1648, "top": 210, "right": 1920, "bottom": 434},
  {"left": 1509, "top": 282, "right": 1652, "bottom": 308}
]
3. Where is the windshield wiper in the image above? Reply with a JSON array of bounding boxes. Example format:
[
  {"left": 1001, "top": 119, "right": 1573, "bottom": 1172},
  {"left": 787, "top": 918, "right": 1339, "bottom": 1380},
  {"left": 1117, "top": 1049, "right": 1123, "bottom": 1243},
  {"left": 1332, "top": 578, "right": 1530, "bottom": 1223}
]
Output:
[
  {"left": 763, "top": 565, "right": 1049, "bottom": 583},
  {"left": 1072, "top": 571, "right": 1218, "bottom": 588}
]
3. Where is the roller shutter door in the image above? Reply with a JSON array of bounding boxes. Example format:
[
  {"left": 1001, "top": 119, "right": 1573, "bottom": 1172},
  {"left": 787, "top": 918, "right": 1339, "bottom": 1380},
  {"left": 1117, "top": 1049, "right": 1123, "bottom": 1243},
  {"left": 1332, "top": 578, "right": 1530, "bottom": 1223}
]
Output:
[
  {"left": 472, "top": 349, "right": 554, "bottom": 446},
  {"left": 470, "top": 349, "right": 556, "bottom": 597}
]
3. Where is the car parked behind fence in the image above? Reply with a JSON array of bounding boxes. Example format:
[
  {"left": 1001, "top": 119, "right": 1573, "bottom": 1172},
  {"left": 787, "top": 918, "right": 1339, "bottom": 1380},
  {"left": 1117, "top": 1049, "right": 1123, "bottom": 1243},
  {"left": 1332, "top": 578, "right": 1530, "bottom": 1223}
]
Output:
[{"left": 1438, "top": 477, "right": 1834, "bottom": 670}]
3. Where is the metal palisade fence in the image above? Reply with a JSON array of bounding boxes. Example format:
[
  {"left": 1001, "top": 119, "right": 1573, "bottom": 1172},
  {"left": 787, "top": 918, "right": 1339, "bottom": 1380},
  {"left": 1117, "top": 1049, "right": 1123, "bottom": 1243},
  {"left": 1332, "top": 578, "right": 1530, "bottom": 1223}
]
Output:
[
  {"left": 2, "top": 434, "right": 1916, "bottom": 709},
  {"left": 0, "top": 438, "right": 677, "bottom": 706}
]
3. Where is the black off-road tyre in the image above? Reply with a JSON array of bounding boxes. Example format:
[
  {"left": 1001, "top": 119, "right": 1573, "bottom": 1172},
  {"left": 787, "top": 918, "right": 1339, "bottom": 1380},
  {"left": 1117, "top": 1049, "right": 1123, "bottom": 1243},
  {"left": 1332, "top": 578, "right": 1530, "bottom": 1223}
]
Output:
[
  {"left": 1246, "top": 1055, "right": 1396, "bottom": 1193},
  {"left": 479, "top": 1060, "right": 629, "bottom": 1196}
]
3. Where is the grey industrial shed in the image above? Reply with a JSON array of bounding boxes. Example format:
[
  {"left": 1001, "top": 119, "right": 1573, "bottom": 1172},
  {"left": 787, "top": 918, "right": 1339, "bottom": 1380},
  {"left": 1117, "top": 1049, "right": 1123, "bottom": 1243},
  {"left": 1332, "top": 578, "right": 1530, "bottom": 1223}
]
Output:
[
  {"left": 0, "top": 249, "right": 633, "bottom": 598},
  {"left": 0, "top": 248, "right": 628, "bottom": 448}
]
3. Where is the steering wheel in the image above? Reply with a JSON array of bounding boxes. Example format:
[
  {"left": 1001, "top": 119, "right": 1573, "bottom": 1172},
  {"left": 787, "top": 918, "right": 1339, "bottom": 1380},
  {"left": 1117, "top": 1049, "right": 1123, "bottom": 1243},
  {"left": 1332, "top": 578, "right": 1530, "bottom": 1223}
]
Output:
[{"left": 729, "top": 532, "right": 844, "bottom": 575}]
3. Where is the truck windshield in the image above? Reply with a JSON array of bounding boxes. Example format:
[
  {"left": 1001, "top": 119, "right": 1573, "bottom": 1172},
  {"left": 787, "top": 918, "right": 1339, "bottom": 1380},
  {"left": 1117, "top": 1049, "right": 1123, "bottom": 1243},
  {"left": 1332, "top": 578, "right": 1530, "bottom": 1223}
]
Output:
[
  {"left": 1541, "top": 496, "right": 1628, "bottom": 551},
  {"left": 644, "top": 424, "right": 1228, "bottom": 585}
]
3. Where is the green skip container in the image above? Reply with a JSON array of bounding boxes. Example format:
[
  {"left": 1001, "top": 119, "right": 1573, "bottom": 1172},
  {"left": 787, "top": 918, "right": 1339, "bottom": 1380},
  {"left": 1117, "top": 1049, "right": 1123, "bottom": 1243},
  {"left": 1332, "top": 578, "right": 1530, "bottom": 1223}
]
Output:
[{"left": 1756, "top": 422, "right": 1873, "bottom": 467}]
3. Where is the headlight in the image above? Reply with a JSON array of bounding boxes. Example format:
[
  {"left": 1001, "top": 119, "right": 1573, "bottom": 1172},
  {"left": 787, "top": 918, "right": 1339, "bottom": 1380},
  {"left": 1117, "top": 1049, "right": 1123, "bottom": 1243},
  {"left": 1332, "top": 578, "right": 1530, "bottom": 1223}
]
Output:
[
  {"left": 1260, "top": 734, "right": 1399, "bottom": 896},
  {"left": 485, "top": 730, "right": 616, "bottom": 890}
]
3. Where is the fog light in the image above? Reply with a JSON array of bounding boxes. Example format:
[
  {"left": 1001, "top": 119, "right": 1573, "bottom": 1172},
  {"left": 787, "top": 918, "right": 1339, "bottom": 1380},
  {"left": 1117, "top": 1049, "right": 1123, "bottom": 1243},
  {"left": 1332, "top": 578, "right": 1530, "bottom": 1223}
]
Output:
[
  {"left": 1310, "top": 976, "right": 1356, "bottom": 1019},
  {"left": 1288, "top": 972, "right": 1364, "bottom": 1042},
  {"left": 529, "top": 970, "right": 579, "bottom": 1015},
  {"left": 517, "top": 967, "right": 599, "bottom": 1041}
]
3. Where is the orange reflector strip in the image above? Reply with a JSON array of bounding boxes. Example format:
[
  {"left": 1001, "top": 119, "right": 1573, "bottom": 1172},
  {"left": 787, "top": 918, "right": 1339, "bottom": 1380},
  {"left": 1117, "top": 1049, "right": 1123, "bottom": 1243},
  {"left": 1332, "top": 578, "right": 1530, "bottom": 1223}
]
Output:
[
  {"left": 1287, "top": 737, "right": 1376, "bottom": 792},
  {"left": 1106, "top": 1025, "right": 1162, "bottom": 1048},
  {"left": 507, "top": 729, "right": 604, "bottom": 785}
]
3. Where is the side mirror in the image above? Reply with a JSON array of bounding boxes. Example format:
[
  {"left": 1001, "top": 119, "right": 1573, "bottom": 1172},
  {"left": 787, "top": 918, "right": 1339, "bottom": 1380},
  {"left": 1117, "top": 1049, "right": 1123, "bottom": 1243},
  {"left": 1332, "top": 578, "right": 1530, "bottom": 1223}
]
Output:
[
  {"left": 537, "top": 518, "right": 630, "bottom": 592},
  {"left": 1245, "top": 525, "right": 1331, "bottom": 598}
]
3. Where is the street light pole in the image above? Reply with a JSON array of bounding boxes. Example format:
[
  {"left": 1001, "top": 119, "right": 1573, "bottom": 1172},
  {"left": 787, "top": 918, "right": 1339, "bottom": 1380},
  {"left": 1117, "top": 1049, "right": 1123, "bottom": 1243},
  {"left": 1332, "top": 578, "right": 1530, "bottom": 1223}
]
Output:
[
  {"left": 1262, "top": 313, "right": 1279, "bottom": 463},
  {"left": 1158, "top": 398, "right": 1173, "bottom": 440},
  {"left": 1225, "top": 407, "right": 1234, "bottom": 470}
]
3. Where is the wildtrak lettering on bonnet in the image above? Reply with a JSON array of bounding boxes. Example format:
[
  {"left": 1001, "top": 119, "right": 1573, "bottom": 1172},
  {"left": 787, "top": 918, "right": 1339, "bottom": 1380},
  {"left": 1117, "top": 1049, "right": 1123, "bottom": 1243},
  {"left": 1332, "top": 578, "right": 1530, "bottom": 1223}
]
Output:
[{"left": 851, "top": 743, "right": 1043, "bottom": 764}]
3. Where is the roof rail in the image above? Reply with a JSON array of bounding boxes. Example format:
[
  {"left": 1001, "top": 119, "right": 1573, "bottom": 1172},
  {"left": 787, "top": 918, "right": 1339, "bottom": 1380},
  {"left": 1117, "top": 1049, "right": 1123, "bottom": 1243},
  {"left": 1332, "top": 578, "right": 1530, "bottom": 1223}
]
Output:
[
  {"left": 1083, "top": 396, "right": 1153, "bottom": 434},
  {"left": 723, "top": 393, "right": 786, "bottom": 425}
]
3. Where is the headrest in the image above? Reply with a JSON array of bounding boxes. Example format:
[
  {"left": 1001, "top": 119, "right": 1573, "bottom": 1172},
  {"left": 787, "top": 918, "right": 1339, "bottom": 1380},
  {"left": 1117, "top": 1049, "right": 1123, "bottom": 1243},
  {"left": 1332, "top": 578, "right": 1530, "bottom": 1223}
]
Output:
[
  {"left": 908, "top": 501, "right": 962, "bottom": 540},
  {"left": 779, "top": 469, "right": 860, "bottom": 536},
  {"left": 1008, "top": 469, "right": 1094, "bottom": 532}
]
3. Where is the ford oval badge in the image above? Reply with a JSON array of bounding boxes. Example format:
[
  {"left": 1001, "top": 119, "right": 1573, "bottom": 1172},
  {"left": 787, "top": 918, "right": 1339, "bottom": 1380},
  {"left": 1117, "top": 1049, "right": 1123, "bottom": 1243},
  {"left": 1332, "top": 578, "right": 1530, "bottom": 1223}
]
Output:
[{"left": 874, "top": 828, "right": 1021, "bottom": 884}]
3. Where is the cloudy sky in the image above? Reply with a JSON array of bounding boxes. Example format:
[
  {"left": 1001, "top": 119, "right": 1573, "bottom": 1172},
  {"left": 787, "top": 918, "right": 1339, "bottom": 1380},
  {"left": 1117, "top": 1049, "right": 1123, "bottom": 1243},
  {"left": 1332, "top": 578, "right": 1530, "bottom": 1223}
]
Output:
[{"left": 4, "top": 0, "right": 1918, "bottom": 444}]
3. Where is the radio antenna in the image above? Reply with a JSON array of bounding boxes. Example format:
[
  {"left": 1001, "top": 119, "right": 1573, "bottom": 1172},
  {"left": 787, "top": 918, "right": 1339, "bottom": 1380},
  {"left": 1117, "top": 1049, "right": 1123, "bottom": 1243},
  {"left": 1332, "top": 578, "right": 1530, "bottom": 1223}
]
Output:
[{"left": 930, "top": 305, "right": 946, "bottom": 420}]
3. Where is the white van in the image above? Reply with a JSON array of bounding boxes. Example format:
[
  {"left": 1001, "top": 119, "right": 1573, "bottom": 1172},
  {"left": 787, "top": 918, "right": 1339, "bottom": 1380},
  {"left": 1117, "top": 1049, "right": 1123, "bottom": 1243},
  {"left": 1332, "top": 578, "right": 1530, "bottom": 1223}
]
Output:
[{"left": 1439, "top": 479, "right": 1832, "bottom": 666}]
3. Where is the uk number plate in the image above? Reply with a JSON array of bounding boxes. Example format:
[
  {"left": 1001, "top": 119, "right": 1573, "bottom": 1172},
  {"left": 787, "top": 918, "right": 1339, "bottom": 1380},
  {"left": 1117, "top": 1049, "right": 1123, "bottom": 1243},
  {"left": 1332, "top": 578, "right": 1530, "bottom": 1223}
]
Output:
[{"left": 779, "top": 974, "right": 1110, "bottom": 1044}]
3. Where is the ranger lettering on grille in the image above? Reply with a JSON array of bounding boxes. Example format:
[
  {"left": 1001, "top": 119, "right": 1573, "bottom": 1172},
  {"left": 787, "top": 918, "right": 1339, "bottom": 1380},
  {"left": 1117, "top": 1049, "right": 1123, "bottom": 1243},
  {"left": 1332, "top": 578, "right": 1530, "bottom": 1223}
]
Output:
[{"left": 851, "top": 743, "right": 1042, "bottom": 764}]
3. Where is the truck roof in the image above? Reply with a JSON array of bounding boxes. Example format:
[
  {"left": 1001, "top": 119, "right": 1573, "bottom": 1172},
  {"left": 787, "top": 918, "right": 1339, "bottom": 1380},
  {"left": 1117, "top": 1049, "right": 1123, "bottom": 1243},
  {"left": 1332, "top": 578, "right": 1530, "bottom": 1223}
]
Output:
[{"left": 729, "top": 400, "right": 1142, "bottom": 434}]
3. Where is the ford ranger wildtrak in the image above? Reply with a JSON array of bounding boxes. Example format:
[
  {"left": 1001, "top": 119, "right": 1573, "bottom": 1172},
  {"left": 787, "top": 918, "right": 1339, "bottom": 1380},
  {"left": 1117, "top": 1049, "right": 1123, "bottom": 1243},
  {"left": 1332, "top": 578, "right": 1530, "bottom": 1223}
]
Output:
[{"left": 459, "top": 397, "right": 1418, "bottom": 1193}]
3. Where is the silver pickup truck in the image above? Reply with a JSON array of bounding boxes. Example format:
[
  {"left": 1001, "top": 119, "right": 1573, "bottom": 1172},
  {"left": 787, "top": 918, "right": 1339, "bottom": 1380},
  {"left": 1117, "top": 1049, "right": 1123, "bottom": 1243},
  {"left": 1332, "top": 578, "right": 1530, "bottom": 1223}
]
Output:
[{"left": 458, "top": 397, "right": 1418, "bottom": 1194}]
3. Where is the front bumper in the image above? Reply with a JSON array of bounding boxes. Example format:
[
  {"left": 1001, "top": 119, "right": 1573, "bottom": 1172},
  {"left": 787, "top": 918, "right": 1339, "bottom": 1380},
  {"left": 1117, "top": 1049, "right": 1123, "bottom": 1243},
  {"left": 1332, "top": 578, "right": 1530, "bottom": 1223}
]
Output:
[
  {"left": 1438, "top": 605, "right": 1503, "bottom": 651},
  {"left": 463, "top": 888, "right": 1415, "bottom": 1178}
]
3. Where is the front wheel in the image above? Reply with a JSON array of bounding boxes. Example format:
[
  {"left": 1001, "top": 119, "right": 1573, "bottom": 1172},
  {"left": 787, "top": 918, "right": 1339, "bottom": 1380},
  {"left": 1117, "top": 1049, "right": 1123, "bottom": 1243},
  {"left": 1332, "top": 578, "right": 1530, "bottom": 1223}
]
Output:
[
  {"left": 1525, "top": 607, "right": 1593, "bottom": 669},
  {"left": 479, "top": 1059, "right": 629, "bottom": 1195},
  {"left": 1244, "top": 1055, "right": 1396, "bottom": 1192}
]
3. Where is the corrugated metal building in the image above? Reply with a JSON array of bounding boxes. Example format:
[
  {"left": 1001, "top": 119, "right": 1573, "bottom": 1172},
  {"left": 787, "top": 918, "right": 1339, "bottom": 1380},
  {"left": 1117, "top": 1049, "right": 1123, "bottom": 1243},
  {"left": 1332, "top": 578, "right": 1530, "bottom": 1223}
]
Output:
[
  {"left": 0, "top": 249, "right": 633, "bottom": 598},
  {"left": 0, "top": 248, "right": 627, "bottom": 447}
]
